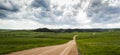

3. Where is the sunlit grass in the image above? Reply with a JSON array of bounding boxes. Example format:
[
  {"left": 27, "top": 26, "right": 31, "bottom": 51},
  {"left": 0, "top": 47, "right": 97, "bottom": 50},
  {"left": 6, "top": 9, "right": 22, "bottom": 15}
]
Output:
[
  {"left": 77, "top": 31, "right": 120, "bottom": 55},
  {"left": 0, "top": 30, "right": 120, "bottom": 55}
]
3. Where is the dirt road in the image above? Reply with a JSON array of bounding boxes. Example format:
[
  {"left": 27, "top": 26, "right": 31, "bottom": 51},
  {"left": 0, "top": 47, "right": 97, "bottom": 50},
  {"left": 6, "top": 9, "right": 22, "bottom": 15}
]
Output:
[{"left": 6, "top": 35, "right": 78, "bottom": 55}]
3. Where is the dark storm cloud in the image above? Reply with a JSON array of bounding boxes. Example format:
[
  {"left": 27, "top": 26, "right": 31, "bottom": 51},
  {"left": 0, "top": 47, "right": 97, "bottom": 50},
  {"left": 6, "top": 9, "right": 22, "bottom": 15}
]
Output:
[
  {"left": 31, "top": 0, "right": 50, "bottom": 11},
  {"left": 87, "top": 0, "right": 120, "bottom": 23},
  {"left": 0, "top": 12, "right": 6, "bottom": 18},
  {"left": 34, "top": 11, "right": 77, "bottom": 25},
  {"left": 53, "top": 10, "right": 63, "bottom": 16},
  {"left": 0, "top": 2, "right": 18, "bottom": 12},
  {"left": 0, "top": 0, "right": 19, "bottom": 18},
  {"left": 31, "top": 1, "right": 79, "bottom": 25}
]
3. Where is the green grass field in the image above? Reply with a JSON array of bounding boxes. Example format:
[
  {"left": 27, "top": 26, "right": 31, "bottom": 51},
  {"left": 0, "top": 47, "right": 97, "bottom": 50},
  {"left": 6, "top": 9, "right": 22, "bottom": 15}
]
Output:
[
  {"left": 0, "top": 30, "right": 120, "bottom": 55},
  {"left": 77, "top": 31, "right": 120, "bottom": 55}
]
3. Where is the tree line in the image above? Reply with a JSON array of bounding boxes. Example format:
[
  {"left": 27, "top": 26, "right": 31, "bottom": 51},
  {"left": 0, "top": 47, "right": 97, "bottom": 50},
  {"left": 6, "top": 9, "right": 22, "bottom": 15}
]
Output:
[{"left": 33, "top": 28, "right": 120, "bottom": 33}]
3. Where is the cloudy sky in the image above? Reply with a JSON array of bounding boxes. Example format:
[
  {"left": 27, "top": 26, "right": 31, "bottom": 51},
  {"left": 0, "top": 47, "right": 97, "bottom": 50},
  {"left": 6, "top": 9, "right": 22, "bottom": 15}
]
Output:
[{"left": 0, "top": 0, "right": 120, "bottom": 29}]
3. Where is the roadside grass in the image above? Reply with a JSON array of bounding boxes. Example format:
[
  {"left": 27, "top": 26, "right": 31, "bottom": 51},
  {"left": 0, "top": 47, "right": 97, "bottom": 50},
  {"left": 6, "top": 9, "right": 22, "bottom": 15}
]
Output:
[
  {"left": 77, "top": 31, "right": 120, "bottom": 55},
  {"left": 0, "top": 31, "right": 72, "bottom": 54}
]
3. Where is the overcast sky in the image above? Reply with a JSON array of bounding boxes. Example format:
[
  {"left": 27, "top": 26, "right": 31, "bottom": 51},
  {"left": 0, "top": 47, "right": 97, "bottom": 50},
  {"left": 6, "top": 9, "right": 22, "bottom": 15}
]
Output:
[{"left": 0, "top": 0, "right": 120, "bottom": 29}]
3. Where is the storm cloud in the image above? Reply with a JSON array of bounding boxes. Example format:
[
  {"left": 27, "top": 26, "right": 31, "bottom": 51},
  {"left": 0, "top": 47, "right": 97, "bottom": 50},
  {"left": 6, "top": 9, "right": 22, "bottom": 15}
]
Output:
[
  {"left": 0, "top": 0, "right": 19, "bottom": 18},
  {"left": 0, "top": 0, "right": 120, "bottom": 29},
  {"left": 31, "top": 0, "right": 50, "bottom": 11},
  {"left": 87, "top": 0, "right": 120, "bottom": 23}
]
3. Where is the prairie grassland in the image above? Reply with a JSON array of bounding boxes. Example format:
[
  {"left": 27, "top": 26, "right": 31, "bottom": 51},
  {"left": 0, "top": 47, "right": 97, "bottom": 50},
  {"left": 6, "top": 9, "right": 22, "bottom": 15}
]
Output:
[
  {"left": 0, "top": 30, "right": 120, "bottom": 55},
  {"left": 77, "top": 31, "right": 120, "bottom": 55},
  {"left": 0, "top": 31, "right": 72, "bottom": 54}
]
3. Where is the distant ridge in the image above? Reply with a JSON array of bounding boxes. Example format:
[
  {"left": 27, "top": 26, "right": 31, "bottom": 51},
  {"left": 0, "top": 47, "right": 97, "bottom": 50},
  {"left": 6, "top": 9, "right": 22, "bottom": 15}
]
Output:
[
  {"left": 1, "top": 28, "right": 120, "bottom": 32},
  {"left": 33, "top": 28, "right": 120, "bottom": 32}
]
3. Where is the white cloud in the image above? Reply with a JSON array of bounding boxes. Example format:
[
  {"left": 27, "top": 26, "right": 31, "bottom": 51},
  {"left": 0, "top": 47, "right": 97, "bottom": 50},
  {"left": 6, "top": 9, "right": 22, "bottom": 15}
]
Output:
[
  {"left": 0, "top": 19, "right": 41, "bottom": 29},
  {"left": 103, "top": 0, "right": 120, "bottom": 6},
  {"left": 0, "top": 0, "right": 120, "bottom": 29},
  {"left": 76, "top": 10, "right": 91, "bottom": 24},
  {"left": 106, "top": 22, "right": 120, "bottom": 28},
  {"left": 51, "top": 0, "right": 79, "bottom": 6}
]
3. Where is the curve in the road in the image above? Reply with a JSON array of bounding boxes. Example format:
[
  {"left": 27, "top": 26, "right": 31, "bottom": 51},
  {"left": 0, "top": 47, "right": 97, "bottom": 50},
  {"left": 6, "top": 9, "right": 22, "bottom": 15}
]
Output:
[{"left": 6, "top": 35, "right": 78, "bottom": 55}]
